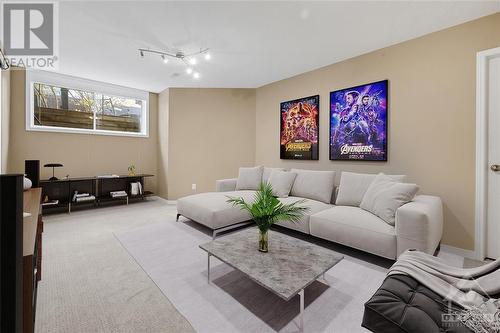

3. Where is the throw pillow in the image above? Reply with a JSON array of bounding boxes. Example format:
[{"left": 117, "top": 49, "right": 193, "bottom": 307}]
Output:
[
  {"left": 236, "top": 166, "right": 264, "bottom": 190},
  {"left": 336, "top": 172, "right": 406, "bottom": 206},
  {"left": 268, "top": 170, "right": 297, "bottom": 198},
  {"left": 262, "top": 167, "right": 286, "bottom": 183},
  {"left": 360, "top": 173, "right": 419, "bottom": 226},
  {"left": 290, "top": 169, "right": 336, "bottom": 204}
]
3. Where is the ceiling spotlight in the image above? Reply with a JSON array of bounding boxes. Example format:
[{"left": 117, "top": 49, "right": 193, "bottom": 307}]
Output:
[{"left": 137, "top": 47, "right": 210, "bottom": 77}]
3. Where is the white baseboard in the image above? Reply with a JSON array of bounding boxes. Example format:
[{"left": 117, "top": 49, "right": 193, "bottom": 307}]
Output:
[
  {"left": 440, "top": 244, "right": 477, "bottom": 260},
  {"left": 166, "top": 200, "right": 177, "bottom": 205}
]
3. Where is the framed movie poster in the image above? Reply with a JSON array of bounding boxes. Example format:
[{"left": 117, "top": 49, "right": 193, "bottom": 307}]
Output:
[
  {"left": 280, "top": 95, "right": 319, "bottom": 160},
  {"left": 329, "top": 80, "right": 388, "bottom": 161}
]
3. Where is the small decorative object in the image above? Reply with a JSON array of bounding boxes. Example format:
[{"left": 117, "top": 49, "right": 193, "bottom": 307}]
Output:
[
  {"left": 280, "top": 95, "right": 320, "bottom": 160},
  {"left": 227, "top": 183, "right": 308, "bottom": 252},
  {"left": 128, "top": 165, "right": 136, "bottom": 176},
  {"left": 130, "top": 182, "right": 139, "bottom": 196},
  {"left": 44, "top": 163, "right": 63, "bottom": 180},
  {"left": 330, "top": 80, "right": 388, "bottom": 161},
  {"left": 23, "top": 175, "right": 32, "bottom": 191}
]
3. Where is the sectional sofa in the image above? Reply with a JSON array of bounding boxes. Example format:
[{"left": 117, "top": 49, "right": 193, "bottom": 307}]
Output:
[{"left": 176, "top": 167, "right": 443, "bottom": 259}]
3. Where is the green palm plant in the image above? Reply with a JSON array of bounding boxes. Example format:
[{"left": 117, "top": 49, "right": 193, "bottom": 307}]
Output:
[{"left": 227, "top": 182, "right": 309, "bottom": 252}]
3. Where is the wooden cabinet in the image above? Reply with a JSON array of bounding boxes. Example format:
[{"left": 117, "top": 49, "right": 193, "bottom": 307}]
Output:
[{"left": 22, "top": 187, "right": 43, "bottom": 333}]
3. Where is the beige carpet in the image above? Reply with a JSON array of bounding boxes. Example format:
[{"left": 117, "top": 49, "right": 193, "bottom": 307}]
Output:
[{"left": 35, "top": 197, "right": 194, "bottom": 333}]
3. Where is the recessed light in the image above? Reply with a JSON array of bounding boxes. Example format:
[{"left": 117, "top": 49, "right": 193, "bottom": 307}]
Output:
[
  {"left": 204, "top": 53, "right": 211, "bottom": 61},
  {"left": 189, "top": 57, "right": 197, "bottom": 65},
  {"left": 186, "top": 67, "right": 193, "bottom": 74},
  {"left": 162, "top": 55, "right": 168, "bottom": 64},
  {"left": 193, "top": 72, "right": 200, "bottom": 79}
]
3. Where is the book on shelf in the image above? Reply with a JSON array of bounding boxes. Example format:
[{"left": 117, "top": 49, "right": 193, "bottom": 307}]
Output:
[
  {"left": 42, "top": 200, "right": 59, "bottom": 207},
  {"left": 110, "top": 190, "right": 128, "bottom": 198},
  {"left": 73, "top": 191, "right": 91, "bottom": 202},
  {"left": 75, "top": 195, "right": 96, "bottom": 203}
]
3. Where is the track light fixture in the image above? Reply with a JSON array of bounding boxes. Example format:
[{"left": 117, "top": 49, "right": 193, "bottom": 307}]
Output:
[{"left": 138, "top": 47, "right": 210, "bottom": 79}]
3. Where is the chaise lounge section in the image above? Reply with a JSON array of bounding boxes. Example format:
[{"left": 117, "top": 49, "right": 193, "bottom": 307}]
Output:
[{"left": 176, "top": 167, "right": 443, "bottom": 259}]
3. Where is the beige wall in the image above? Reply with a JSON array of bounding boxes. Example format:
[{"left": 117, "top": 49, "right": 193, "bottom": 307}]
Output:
[
  {"left": 7, "top": 69, "right": 159, "bottom": 193},
  {"left": 255, "top": 13, "right": 500, "bottom": 250},
  {"left": 157, "top": 88, "right": 169, "bottom": 198},
  {"left": 1, "top": 69, "right": 10, "bottom": 173},
  {"left": 167, "top": 88, "right": 256, "bottom": 199}
]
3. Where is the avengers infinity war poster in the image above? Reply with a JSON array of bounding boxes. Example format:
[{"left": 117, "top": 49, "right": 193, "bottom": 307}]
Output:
[
  {"left": 280, "top": 95, "right": 319, "bottom": 160},
  {"left": 330, "top": 80, "right": 388, "bottom": 161}
]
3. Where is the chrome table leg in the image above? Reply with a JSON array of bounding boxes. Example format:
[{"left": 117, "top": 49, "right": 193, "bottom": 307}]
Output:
[
  {"left": 299, "top": 289, "right": 304, "bottom": 333},
  {"left": 207, "top": 253, "right": 211, "bottom": 283}
]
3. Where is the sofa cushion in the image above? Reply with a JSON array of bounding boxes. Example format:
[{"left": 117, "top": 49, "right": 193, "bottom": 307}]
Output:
[
  {"left": 262, "top": 167, "right": 285, "bottom": 183},
  {"left": 360, "top": 173, "right": 419, "bottom": 226},
  {"left": 310, "top": 206, "right": 397, "bottom": 259},
  {"left": 268, "top": 170, "right": 297, "bottom": 198},
  {"left": 236, "top": 166, "right": 264, "bottom": 190},
  {"left": 335, "top": 172, "right": 406, "bottom": 207},
  {"left": 275, "top": 197, "right": 332, "bottom": 234},
  {"left": 177, "top": 191, "right": 255, "bottom": 229},
  {"left": 290, "top": 169, "right": 336, "bottom": 204}
]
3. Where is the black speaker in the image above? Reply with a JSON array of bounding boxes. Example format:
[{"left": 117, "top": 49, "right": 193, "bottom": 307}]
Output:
[
  {"left": 25, "top": 160, "right": 40, "bottom": 188},
  {"left": 0, "top": 174, "right": 24, "bottom": 332}
]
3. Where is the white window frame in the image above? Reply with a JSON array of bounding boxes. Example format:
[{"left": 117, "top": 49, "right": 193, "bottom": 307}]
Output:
[{"left": 26, "top": 70, "right": 149, "bottom": 138}]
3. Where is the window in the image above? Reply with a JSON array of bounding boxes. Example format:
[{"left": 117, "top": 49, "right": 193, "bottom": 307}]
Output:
[{"left": 26, "top": 71, "right": 149, "bottom": 137}]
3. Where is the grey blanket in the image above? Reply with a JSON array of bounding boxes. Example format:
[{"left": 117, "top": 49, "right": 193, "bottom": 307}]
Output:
[
  {"left": 389, "top": 250, "right": 500, "bottom": 332},
  {"left": 389, "top": 250, "right": 500, "bottom": 308}
]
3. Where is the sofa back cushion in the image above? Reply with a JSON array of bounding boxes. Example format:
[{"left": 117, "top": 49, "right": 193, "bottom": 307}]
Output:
[
  {"left": 360, "top": 173, "right": 419, "bottom": 226},
  {"left": 236, "top": 166, "right": 264, "bottom": 190},
  {"left": 290, "top": 169, "right": 336, "bottom": 204},
  {"left": 268, "top": 170, "right": 297, "bottom": 198},
  {"left": 262, "top": 167, "right": 285, "bottom": 184},
  {"left": 336, "top": 172, "right": 406, "bottom": 207}
]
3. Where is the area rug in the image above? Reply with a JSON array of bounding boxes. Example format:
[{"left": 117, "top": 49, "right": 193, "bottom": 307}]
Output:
[{"left": 114, "top": 218, "right": 388, "bottom": 333}]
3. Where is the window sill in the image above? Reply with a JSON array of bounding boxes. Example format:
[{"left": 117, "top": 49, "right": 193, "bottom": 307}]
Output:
[{"left": 26, "top": 125, "right": 149, "bottom": 138}]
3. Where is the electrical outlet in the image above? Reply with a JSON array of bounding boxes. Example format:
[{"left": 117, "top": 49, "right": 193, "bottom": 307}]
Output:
[{"left": 191, "top": 183, "right": 197, "bottom": 191}]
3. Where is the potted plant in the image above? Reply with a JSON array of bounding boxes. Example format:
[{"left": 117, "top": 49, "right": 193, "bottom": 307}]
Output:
[
  {"left": 128, "top": 165, "right": 136, "bottom": 176},
  {"left": 227, "top": 183, "right": 308, "bottom": 252}
]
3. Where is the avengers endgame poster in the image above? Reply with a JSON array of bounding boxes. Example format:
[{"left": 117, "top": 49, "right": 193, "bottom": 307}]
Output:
[{"left": 330, "top": 80, "right": 388, "bottom": 161}]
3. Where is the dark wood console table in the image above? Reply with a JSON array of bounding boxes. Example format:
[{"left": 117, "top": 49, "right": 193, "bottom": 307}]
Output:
[
  {"left": 23, "top": 187, "right": 43, "bottom": 333},
  {"left": 40, "top": 174, "right": 154, "bottom": 214}
]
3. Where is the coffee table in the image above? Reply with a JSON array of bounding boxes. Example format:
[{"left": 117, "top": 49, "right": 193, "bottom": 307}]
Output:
[{"left": 199, "top": 228, "right": 344, "bottom": 332}]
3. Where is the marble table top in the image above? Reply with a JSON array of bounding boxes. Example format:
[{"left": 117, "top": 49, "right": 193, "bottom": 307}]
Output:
[{"left": 199, "top": 228, "right": 344, "bottom": 301}]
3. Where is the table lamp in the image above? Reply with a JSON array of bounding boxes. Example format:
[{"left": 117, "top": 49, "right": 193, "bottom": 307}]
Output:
[{"left": 44, "top": 163, "right": 63, "bottom": 180}]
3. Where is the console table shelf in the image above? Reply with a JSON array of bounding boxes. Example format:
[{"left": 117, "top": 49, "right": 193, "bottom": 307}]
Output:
[{"left": 40, "top": 174, "right": 154, "bottom": 214}]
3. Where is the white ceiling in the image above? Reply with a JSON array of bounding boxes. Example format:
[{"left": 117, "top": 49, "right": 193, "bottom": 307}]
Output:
[{"left": 57, "top": 1, "right": 500, "bottom": 93}]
